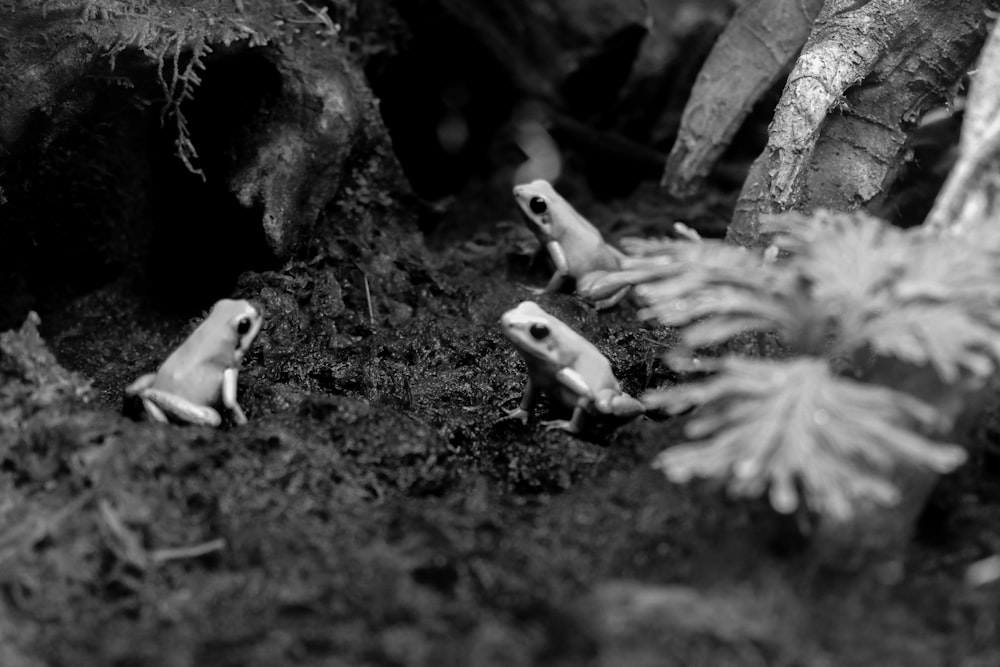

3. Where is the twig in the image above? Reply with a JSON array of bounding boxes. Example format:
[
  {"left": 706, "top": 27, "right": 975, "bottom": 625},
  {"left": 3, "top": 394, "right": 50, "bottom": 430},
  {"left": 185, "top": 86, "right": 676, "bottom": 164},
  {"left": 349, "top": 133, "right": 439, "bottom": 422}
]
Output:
[
  {"left": 151, "top": 538, "right": 226, "bottom": 563},
  {"left": 99, "top": 498, "right": 148, "bottom": 568},
  {"left": 361, "top": 270, "right": 375, "bottom": 326},
  {"left": 293, "top": 0, "right": 340, "bottom": 37}
]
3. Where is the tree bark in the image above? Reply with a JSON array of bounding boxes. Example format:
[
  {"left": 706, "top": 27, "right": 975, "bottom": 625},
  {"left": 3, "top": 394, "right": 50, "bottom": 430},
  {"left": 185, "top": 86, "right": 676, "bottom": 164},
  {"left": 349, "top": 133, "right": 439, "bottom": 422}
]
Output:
[
  {"left": 726, "top": 0, "right": 995, "bottom": 248},
  {"left": 0, "top": 1, "right": 407, "bottom": 264},
  {"left": 662, "top": 0, "right": 824, "bottom": 197},
  {"left": 925, "top": 17, "right": 1000, "bottom": 234}
]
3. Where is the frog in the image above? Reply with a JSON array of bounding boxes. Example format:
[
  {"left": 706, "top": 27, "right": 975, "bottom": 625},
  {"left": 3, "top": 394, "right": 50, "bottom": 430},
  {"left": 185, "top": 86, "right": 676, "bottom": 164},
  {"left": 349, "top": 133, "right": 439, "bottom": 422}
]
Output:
[
  {"left": 125, "top": 299, "right": 264, "bottom": 427},
  {"left": 500, "top": 300, "right": 644, "bottom": 433},
  {"left": 575, "top": 221, "right": 703, "bottom": 304},
  {"left": 513, "top": 179, "right": 631, "bottom": 309}
]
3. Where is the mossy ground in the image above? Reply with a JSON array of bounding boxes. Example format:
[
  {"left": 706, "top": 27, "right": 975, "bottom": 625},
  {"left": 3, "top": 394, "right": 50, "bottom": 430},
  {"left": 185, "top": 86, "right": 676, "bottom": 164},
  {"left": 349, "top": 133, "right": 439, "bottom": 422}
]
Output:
[{"left": 1, "top": 178, "right": 999, "bottom": 667}]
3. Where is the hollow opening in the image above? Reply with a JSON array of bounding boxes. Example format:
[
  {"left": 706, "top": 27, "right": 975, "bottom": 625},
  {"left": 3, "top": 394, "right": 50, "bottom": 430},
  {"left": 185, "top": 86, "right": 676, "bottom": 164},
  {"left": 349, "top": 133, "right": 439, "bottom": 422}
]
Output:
[
  {"left": 142, "top": 46, "right": 283, "bottom": 313},
  {"left": 0, "top": 44, "right": 283, "bottom": 330}
]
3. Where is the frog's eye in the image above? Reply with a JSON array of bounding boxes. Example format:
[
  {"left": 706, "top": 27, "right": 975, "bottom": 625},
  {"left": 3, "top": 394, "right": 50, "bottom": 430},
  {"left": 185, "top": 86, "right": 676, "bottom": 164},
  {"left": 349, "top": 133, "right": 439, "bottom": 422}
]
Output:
[
  {"left": 529, "top": 323, "right": 549, "bottom": 340},
  {"left": 236, "top": 317, "right": 253, "bottom": 335},
  {"left": 528, "top": 196, "right": 548, "bottom": 215}
]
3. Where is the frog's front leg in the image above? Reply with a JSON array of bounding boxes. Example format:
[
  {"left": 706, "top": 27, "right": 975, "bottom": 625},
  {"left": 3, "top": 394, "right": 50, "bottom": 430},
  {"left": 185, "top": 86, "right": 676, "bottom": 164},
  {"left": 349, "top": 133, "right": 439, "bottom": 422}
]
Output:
[
  {"left": 503, "top": 377, "right": 539, "bottom": 424},
  {"left": 221, "top": 367, "right": 248, "bottom": 425},
  {"left": 139, "top": 388, "right": 223, "bottom": 427},
  {"left": 533, "top": 240, "right": 570, "bottom": 294}
]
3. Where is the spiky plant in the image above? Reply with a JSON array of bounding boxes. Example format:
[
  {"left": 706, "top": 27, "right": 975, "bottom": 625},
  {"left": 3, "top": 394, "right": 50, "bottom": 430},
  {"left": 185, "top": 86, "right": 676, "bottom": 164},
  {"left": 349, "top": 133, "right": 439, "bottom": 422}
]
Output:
[{"left": 596, "top": 210, "right": 1000, "bottom": 520}]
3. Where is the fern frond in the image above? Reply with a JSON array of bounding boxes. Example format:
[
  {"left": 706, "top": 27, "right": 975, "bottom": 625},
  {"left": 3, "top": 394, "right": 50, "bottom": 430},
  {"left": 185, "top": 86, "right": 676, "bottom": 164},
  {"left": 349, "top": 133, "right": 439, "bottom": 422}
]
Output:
[
  {"left": 607, "top": 238, "right": 809, "bottom": 348},
  {"left": 763, "top": 210, "right": 1000, "bottom": 379},
  {"left": 763, "top": 210, "right": 906, "bottom": 306},
  {"left": 637, "top": 281, "right": 801, "bottom": 344},
  {"left": 896, "top": 234, "right": 1000, "bottom": 305},
  {"left": 860, "top": 303, "right": 1000, "bottom": 382},
  {"left": 648, "top": 357, "right": 966, "bottom": 520},
  {"left": 619, "top": 236, "right": 688, "bottom": 257}
]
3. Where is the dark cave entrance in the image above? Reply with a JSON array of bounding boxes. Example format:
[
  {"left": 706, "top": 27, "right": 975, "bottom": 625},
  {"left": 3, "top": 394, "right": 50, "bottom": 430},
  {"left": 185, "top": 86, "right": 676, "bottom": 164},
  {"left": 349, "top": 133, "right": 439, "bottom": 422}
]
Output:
[{"left": 0, "top": 44, "right": 284, "bottom": 330}]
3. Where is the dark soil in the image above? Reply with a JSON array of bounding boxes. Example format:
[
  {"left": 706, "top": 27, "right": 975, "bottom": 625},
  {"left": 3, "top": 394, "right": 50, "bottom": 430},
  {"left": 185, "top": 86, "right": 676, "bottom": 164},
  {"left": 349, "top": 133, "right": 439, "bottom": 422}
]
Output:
[
  {"left": 2, "top": 170, "right": 1000, "bottom": 667},
  {"left": 1, "top": 3, "right": 1000, "bottom": 662}
]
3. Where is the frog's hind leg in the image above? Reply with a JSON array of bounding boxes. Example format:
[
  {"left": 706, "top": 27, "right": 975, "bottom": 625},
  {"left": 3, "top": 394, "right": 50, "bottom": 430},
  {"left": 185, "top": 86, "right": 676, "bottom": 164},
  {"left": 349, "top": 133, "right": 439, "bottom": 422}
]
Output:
[
  {"left": 141, "top": 396, "right": 170, "bottom": 424},
  {"left": 595, "top": 391, "right": 645, "bottom": 419},
  {"left": 541, "top": 406, "right": 586, "bottom": 434},
  {"left": 141, "top": 389, "right": 223, "bottom": 427},
  {"left": 593, "top": 286, "right": 630, "bottom": 310}
]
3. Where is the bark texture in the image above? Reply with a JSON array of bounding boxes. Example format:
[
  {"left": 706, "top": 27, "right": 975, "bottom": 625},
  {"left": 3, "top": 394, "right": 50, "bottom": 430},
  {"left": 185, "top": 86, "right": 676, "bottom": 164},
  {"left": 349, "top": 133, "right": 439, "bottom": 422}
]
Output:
[
  {"left": 662, "top": 0, "right": 824, "bottom": 197},
  {"left": 225, "top": 47, "right": 379, "bottom": 258},
  {"left": 925, "top": 17, "right": 1000, "bottom": 234},
  {"left": 727, "top": 0, "right": 996, "bottom": 247},
  {"left": 0, "top": 1, "right": 407, "bottom": 255}
]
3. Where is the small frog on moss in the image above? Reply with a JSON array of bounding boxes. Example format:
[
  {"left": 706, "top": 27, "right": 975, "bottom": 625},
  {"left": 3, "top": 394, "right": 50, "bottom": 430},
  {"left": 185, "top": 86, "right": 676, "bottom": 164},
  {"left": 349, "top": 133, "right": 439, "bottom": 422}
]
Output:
[
  {"left": 500, "top": 300, "right": 644, "bottom": 433},
  {"left": 513, "top": 180, "right": 631, "bottom": 309},
  {"left": 125, "top": 299, "right": 263, "bottom": 427}
]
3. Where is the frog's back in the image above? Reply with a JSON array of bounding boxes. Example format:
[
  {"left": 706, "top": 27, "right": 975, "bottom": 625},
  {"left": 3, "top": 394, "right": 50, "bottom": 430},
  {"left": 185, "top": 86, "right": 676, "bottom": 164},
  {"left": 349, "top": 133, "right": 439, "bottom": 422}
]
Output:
[
  {"left": 575, "top": 346, "right": 621, "bottom": 393},
  {"left": 153, "top": 340, "right": 228, "bottom": 405},
  {"left": 555, "top": 206, "right": 624, "bottom": 275}
]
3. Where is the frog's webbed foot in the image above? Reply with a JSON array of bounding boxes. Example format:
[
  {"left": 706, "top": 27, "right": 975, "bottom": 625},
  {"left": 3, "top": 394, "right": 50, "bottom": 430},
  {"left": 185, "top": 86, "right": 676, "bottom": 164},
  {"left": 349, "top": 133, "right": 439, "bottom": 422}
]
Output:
[
  {"left": 228, "top": 403, "right": 249, "bottom": 426},
  {"left": 541, "top": 406, "right": 586, "bottom": 434},
  {"left": 511, "top": 283, "right": 548, "bottom": 296},
  {"left": 541, "top": 418, "right": 578, "bottom": 433},
  {"left": 139, "top": 389, "right": 223, "bottom": 427},
  {"left": 499, "top": 407, "right": 532, "bottom": 425},
  {"left": 498, "top": 380, "right": 538, "bottom": 426}
]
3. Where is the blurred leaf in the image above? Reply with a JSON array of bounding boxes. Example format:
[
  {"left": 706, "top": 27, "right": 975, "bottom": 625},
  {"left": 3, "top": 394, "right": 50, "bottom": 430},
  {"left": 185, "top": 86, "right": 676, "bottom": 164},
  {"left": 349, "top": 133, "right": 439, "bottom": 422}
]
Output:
[
  {"left": 762, "top": 210, "right": 907, "bottom": 307},
  {"left": 648, "top": 357, "right": 967, "bottom": 520},
  {"left": 860, "top": 302, "right": 1000, "bottom": 382},
  {"left": 612, "top": 238, "right": 817, "bottom": 349},
  {"left": 763, "top": 210, "right": 1000, "bottom": 379}
]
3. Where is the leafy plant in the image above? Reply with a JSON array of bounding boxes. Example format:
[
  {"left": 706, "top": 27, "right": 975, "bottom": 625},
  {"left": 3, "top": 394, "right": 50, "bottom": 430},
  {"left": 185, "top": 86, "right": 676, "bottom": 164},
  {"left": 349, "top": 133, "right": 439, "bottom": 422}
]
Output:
[
  {"left": 647, "top": 356, "right": 965, "bottom": 521},
  {"left": 608, "top": 210, "right": 1000, "bottom": 519}
]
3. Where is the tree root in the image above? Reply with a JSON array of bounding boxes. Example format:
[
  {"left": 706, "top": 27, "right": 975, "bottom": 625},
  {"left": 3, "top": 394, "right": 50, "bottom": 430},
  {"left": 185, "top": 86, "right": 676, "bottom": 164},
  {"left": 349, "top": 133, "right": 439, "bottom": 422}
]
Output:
[
  {"left": 719, "top": 0, "right": 994, "bottom": 247},
  {"left": 662, "top": 0, "right": 824, "bottom": 197},
  {"left": 925, "top": 17, "right": 1000, "bottom": 235}
]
